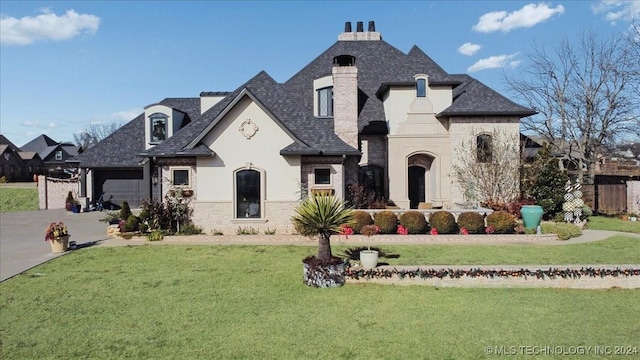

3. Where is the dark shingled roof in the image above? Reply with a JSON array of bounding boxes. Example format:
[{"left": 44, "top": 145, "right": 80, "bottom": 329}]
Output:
[
  {"left": 72, "top": 98, "right": 200, "bottom": 167},
  {"left": 21, "top": 134, "right": 79, "bottom": 160},
  {"left": 438, "top": 74, "right": 537, "bottom": 117},
  {"left": 75, "top": 30, "right": 534, "bottom": 167}
]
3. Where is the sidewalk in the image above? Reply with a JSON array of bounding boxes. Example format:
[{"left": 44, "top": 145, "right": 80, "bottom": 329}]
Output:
[{"left": 95, "top": 229, "right": 640, "bottom": 247}]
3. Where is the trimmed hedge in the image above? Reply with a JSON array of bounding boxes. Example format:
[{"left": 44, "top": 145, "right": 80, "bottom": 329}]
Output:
[
  {"left": 353, "top": 210, "right": 374, "bottom": 234},
  {"left": 486, "top": 211, "right": 516, "bottom": 234},
  {"left": 374, "top": 211, "right": 398, "bottom": 234},
  {"left": 429, "top": 211, "right": 457, "bottom": 234},
  {"left": 457, "top": 212, "right": 485, "bottom": 234},
  {"left": 399, "top": 211, "right": 428, "bottom": 234}
]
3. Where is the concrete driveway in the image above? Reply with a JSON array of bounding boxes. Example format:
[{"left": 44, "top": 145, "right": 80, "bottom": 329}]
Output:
[{"left": 0, "top": 208, "right": 109, "bottom": 281}]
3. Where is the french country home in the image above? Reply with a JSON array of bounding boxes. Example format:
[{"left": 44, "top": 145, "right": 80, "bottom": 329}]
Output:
[{"left": 70, "top": 21, "right": 535, "bottom": 233}]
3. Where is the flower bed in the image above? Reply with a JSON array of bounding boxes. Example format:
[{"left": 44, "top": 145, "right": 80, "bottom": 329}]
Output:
[{"left": 346, "top": 265, "right": 640, "bottom": 289}]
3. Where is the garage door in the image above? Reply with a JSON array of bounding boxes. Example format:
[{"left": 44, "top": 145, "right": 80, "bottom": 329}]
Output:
[{"left": 94, "top": 169, "right": 145, "bottom": 208}]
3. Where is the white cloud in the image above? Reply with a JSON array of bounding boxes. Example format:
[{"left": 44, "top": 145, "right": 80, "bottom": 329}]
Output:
[
  {"left": 112, "top": 108, "right": 144, "bottom": 121},
  {"left": 592, "top": 0, "right": 640, "bottom": 24},
  {"left": 47, "top": 122, "right": 58, "bottom": 128},
  {"left": 473, "top": 3, "right": 565, "bottom": 33},
  {"left": 458, "top": 42, "right": 482, "bottom": 56},
  {"left": 20, "top": 121, "right": 39, "bottom": 127},
  {"left": 467, "top": 54, "right": 520, "bottom": 72},
  {"left": 0, "top": 8, "right": 100, "bottom": 45}
]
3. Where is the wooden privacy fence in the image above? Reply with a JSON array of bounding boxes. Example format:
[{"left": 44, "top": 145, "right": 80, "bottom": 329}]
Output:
[{"left": 582, "top": 184, "right": 628, "bottom": 215}]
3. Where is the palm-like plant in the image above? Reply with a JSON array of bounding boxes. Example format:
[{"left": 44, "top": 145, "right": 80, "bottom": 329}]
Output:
[{"left": 291, "top": 194, "right": 354, "bottom": 262}]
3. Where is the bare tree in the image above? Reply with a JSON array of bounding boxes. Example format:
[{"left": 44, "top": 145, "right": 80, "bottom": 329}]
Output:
[
  {"left": 74, "top": 121, "right": 123, "bottom": 151},
  {"left": 507, "top": 29, "right": 640, "bottom": 184},
  {"left": 452, "top": 129, "right": 521, "bottom": 207}
]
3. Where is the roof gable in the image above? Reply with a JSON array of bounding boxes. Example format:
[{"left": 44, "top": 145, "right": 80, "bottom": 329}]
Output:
[{"left": 438, "top": 74, "right": 537, "bottom": 117}]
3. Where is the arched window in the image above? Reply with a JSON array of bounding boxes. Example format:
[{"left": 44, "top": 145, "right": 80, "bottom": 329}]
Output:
[
  {"left": 477, "top": 134, "right": 493, "bottom": 163},
  {"left": 416, "top": 78, "right": 426, "bottom": 97},
  {"left": 149, "top": 113, "right": 168, "bottom": 143},
  {"left": 235, "top": 169, "right": 261, "bottom": 218},
  {"left": 317, "top": 86, "right": 333, "bottom": 117}
]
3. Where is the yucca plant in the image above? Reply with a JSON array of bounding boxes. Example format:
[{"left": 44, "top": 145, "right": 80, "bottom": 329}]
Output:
[{"left": 291, "top": 194, "right": 354, "bottom": 262}]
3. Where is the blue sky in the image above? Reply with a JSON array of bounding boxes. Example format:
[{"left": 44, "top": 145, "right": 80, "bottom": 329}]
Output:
[{"left": 1, "top": 1, "right": 638, "bottom": 147}]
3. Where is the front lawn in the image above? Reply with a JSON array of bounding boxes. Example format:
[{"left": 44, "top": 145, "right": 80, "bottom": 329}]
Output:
[
  {"left": 587, "top": 216, "right": 640, "bottom": 233},
  {"left": 372, "top": 235, "right": 640, "bottom": 265},
  {"left": 0, "top": 186, "right": 38, "bottom": 212},
  {"left": 1, "top": 243, "right": 639, "bottom": 359}
]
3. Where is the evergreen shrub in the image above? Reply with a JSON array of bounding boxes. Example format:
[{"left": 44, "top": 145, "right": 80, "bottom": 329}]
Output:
[
  {"left": 374, "top": 211, "right": 398, "bottom": 234},
  {"left": 399, "top": 211, "right": 428, "bottom": 234},
  {"left": 429, "top": 211, "right": 457, "bottom": 234},
  {"left": 457, "top": 212, "right": 485, "bottom": 234},
  {"left": 486, "top": 211, "right": 516, "bottom": 234},
  {"left": 353, "top": 210, "right": 374, "bottom": 233}
]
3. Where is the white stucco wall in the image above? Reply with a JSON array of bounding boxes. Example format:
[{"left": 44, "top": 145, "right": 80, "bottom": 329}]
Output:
[
  {"left": 192, "top": 95, "right": 301, "bottom": 233},
  {"left": 384, "top": 86, "right": 453, "bottom": 135}
]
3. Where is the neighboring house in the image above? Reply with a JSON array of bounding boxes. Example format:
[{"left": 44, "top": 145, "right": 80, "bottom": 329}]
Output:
[
  {"left": 0, "top": 134, "right": 44, "bottom": 181},
  {"left": 21, "top": 134, "right": 79, "bottom": 178},
  {"left": 71, "top": 21, "right": 535, "bottom": 232}
]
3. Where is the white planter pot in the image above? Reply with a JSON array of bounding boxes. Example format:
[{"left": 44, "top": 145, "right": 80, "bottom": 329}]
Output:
[
  {"left": 631, "top": 217, "right": 637, "bottom": 222},
  {"left": 360, "top": 250, "right": 379, "bottom": 269}
]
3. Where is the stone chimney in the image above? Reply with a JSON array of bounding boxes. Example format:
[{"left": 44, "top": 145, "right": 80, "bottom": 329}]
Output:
[
  {"left": 338, "top": 20, "right": 381, "bottom": 41},
  {"left": 332, "top": 55, "right": 358, "bottom": 149}
]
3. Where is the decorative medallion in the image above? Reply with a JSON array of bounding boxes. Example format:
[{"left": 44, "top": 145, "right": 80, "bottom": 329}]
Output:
[
  {"left": 3, "top": 153, "right": 10, "bottom": 161},
  {"left": 239, "top": 119, "right": 259, "bottom": 139}
]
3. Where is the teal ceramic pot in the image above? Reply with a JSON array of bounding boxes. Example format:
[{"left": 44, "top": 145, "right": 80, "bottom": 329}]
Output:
[{"left": 520, "top": 205, "right": 544, "bottom": 229}]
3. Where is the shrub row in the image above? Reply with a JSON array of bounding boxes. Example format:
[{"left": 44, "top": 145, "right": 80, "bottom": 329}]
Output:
[{"left": 351, "top": 210, "right": 518, "bottom": 235}]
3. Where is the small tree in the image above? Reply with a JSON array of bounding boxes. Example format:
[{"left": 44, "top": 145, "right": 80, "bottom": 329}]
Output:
[
  {"left": 452, "top": 129, "right": 521, "bottom": 208},
  {"left": 521, "top": 144, "right": 568, "bottom": 218},
  {"left": 291, "top": 195, "right": 354, "bottom": 262}
]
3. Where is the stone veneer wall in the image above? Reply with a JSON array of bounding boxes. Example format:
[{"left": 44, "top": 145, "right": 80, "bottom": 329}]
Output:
[
  {"left": 38, "top": 175, "right": 79, "bottom": 210},
  {"left": 301, "top": 156, "right": 344, "bottom": 199},
  {"left": 192, "top": 200, "right": 299, "bottom": 234},
  {"left": 628, "top": 181, "right": 640, "bottom": 215}
]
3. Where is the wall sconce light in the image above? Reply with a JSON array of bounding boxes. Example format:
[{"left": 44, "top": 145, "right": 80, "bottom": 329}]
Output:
[{"left": 152, "top": 170, "right": 159, "bottom": 185}]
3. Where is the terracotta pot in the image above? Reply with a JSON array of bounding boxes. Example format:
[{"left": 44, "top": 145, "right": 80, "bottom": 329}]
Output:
[{"left": 49, "top": 235, "right": 70, "bottom": 253}]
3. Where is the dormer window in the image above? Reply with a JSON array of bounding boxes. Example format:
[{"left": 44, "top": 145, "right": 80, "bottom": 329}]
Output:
[
  {"left": 149, "top": 113, "right": 168, "bottom": 144},
  {"left": 416, "top": 78, "right": 426, "bottom": 97},
  {"left": 317, "top": 86, "right": 333, "bottom": 117},
  {"left": 55, "top": 150, "right": 63, "bottom": 160}
]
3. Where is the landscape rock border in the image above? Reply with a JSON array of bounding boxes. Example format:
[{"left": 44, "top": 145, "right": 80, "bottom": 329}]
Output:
[{"left": 346, "top": 265, "right": 640, "bottom": 289}]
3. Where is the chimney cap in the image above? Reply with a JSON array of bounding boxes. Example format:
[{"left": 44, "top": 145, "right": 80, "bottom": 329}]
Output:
[
  {"left": 344, "top": 21, "right": 352, "bottom": 32},
  {"left": 368, "top": 21, "right": 375, "bottom": 32},
  {"left": 356, "top": 21, "right": 363, "bottom": 32}
]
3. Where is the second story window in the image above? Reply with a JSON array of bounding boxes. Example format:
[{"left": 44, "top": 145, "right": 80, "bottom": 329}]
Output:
[
  {"left": 416, "top": 78, "right": 426, "bottom": 97},
  {"left": 477, "top": 134, "right": 493, "bottom": 163},
  {"left": 55, "top": 150, "right": 63, "bottom": 160},
  {"left": 150, "top": 114, "right": 168, "bottom": 144},
  {"left": 317, "top": 87, "right": 333, "bottom": 117}
]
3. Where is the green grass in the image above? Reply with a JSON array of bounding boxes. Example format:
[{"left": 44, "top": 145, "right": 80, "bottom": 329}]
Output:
[
  {"left": 0, "top": 186, "right": 38, "bottom": 212},
  {"left": 587, "top": 216, "right": 640, "bottom": 233},
  {"left": 365, "top": 235, "right": 640, "bottom": 265},
  {"left": 1, "top": 243, "right": 639, "bottom": 359}
]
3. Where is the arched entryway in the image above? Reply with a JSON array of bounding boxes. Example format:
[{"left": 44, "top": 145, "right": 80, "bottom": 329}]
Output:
[{"left": 407, "top": 153, "right": 434, "bottom": 209}]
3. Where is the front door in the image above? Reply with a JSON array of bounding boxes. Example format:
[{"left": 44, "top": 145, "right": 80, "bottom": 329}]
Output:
[{"left": 408, "top": 166, "right": 425, "bottom": 209}]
